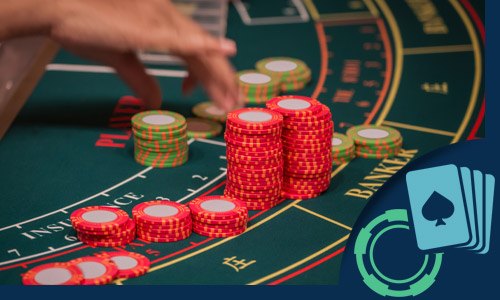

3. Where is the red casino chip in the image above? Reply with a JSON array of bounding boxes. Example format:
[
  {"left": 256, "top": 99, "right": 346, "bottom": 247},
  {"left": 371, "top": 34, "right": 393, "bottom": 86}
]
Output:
[
  {"left": 192, "top": 223, "right": 247, "bottom": 234},
  {"left": 132, "top": 200, "right": 191, "bottom": 226},
  {"left": 70, "top": 206, "right": 130, "bottom": 232},
  {"left": 227, "top": 108, "right": 283, "bottom": 130},
  {"left": 192, "top": 212, "right": 247, "bottom": 225},
  {"left": 136, "top": 222, "right": 192, "bottom": 234},
  {"left": 80, "top": 235, "right": 134, "bottom": 248},
  {"left": 138, "top": 233, "right": 191, "bottom": 243},
  {"left": 22, "top": 262, "right": 84, "bottom": 285},
  {"left": 69, "top": 256, "right": 118, "bottom": 285},
  {"left": 281, "top": 190, "right": 323, "bottom": 200},
  {"left": 244, "top": 200, "right": 279, "bottom": 211},
  {"left": 266, "top": 95, "right": 322, "bottom": 117},
  {"left": 95, "top": 251, "right": 150, "bottom": 279},
  {"left": 193, "top": 225, "right": 246, "bottom": 238},
  {"left": 189, "top": 196, "right": 248, "bottom": 220},
  {"left": 224, "top": 132, "right": 279, "bottom": 143},
  {"left": 76, "top": 218, "right": 136, "bottom": 239}
]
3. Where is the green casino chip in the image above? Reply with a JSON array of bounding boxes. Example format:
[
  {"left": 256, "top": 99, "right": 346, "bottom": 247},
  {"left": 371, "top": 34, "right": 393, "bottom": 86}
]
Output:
[
  {"left": 354, "top": 209, "right": 443, "bottom": 297},
  {"left": 331, "top": 133, "right": 355, "bottom": 155},
  {"left": 132, "top": 110, "right": 186, "bottom": 132},
  {"left": 347, "top": 125, "right": 402, "bottom": 147}
]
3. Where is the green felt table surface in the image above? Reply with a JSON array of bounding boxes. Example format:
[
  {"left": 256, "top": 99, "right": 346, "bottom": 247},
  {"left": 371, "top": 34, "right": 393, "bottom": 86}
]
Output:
[{"left": 0, "top": 0, "right": 484, "bottom": 285}]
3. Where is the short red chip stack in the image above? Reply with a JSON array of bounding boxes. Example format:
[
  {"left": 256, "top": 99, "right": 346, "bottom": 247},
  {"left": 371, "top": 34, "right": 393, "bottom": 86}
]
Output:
[
  {"left": 132, "top": 200, "right": 192, "bottom": 242},
  {"left": 70, "top": 206, "right": 135, "bottom": 247},
  {"left": 267, "top": 95, "right": 333, "bottom": 200},
  {"left": 189, "top": 195, "right": 248, "bottom": 237},
  {"left": 223, "top": 107, "right": 284, "bottom": 210}
]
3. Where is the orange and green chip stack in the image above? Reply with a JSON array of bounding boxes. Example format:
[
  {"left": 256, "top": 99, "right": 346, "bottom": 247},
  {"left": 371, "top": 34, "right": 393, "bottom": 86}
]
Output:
[
  {"left": 131, "top": 110, "right": 189, "bottom": 168},
  {"left": 237, "top": 70, "right": 281, "bottom": 104},
  {"left": 331, "top": 133, "right": 356, "bottom": 165},
  {"left": 347, "top": 124, "right": 403, "bottom": 159},
  {"left": 256, "top": 57, "right": 312, "bottom": 92}
]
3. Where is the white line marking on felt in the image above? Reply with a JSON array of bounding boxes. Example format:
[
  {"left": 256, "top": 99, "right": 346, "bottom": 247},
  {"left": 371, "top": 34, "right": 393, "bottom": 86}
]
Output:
[
  {"left": 0, "top": 242, "right": 83, "bottom": 267},
  {"left": 46, "top": 64, "right": 188, "bottom": 78},
  {"left": 0, "top": 167, "right": 154, "bottom": 232},
  {"left": 176, "top": 171, "right": 227, "bottom": 203},
  {"left": 0, "top": 138, "right": 225, "bottom": 266}
]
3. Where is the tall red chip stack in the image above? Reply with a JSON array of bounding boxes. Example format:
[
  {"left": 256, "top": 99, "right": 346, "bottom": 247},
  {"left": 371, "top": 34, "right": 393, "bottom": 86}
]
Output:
[
  {"left": 267, "top": 96, "right": 333, "bottom": 200},
  {"left": 223, "top": 108, "right": 284, "bottom": 210}
]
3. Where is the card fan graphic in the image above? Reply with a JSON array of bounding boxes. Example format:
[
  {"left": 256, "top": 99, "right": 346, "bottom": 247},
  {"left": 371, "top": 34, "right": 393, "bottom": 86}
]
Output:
[{"left": 406, "top": 164, "right": 495, "bottom": 254}]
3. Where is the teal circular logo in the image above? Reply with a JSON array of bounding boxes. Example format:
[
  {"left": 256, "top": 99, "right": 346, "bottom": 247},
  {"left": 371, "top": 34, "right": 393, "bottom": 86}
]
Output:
[{"left": 354, "top": 209, "right": 443, "bottom": 297}]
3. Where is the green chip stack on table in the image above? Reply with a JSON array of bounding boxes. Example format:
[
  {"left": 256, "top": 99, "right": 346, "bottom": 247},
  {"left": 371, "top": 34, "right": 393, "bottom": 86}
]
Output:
[
  {"left": 256, "top": 57, "right": 312, "bottom": 92},
  {"left": 131, "top": 110, "right": 189, "bottom": 168},
  {"left": 331, "top": 133, "right": 356, "bottom": 165},
  {"left": 237, "top": 70, "right": 281, "bottom": 104},
  {"left": 347, "top": 125, "right": 403, "bottom": 159}
]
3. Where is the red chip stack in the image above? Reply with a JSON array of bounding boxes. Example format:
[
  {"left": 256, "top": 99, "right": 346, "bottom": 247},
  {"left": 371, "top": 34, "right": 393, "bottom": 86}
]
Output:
[
  {"left": 267, "top": 95, "right": 333, "bottom": 200},
  {"left": 132, "top": 200, "right": 192, "bottom": 242},
  {"left": 223, "top": 108, "right": 284, "bottom": 210},
  {"left": 189, "top": 195, "right": 248, "bottom": 237},
  {"left": 70, "top": 206, "right": 135, "bottom": 247}
]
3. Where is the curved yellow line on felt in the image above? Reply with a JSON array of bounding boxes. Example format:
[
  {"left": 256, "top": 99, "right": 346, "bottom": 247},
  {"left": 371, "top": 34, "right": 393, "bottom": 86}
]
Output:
[
  {"left": 374, "top": 0, "right": 404, "bottom": 126},
  {"left": 247, "top": 234, "right": 350, "bottom": 285},
  {"left": 450, "top": 0, "right": 482, "bottom": 142}
]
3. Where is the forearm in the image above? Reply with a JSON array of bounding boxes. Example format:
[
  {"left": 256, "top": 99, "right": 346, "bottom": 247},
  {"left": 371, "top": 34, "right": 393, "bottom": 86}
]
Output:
[{"left": 0, "top": 0, "right": 58, "bottom": 40}]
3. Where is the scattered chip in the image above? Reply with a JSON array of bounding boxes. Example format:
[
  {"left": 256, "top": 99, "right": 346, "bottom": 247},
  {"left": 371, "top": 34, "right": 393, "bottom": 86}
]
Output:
[
  {"left": 96, "top": 251, "right": 151, "bottom": 279},
  {"left": 186, "top": 117, "right": 223, "bottom": 138},
  {"left": 69, "top": 256, "right": 118, "bottom": 285},
  {"left": 192, "top": 101, "right": 227, "bottom": 123}
]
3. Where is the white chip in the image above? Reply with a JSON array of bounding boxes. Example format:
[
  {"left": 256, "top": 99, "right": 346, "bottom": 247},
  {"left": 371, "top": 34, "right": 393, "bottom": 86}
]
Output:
[
  {"left": 277, "top": 98, "right": 311, "bottom": 110},
  {"left": 240, "top": 73, "right": 272, "bottom": 84},
  {"left": 238, "top": 111, "right": 273, "bottom": 123},
  {"left": 142, "top": 115, "right": 176, "bottom": 126},
  {"left": 82, "top": 210, "right": 118, "bottom": 224},
  {"left": 265, "top": 60, "right": 298, "bottom": 72},
  {"left": 200, "top": 199, "right": 236, "bottom": 212},
  {"left": 144, "top": 205, "right": 179, "bottom": 218},
  {"left": 357, "top": 128, "right": 389, "bottom": 139}
]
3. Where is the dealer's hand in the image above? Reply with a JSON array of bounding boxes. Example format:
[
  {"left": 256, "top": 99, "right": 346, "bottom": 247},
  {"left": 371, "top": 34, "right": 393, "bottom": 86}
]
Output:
[{"left": 0, "top": 0, "right": 241, "bottom": 111}]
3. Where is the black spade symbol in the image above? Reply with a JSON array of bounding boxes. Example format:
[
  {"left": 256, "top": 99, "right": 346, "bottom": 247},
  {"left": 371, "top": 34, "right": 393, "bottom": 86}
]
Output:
[{"left": 422, "top": 191, "right": 455, "bottom": 226}]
